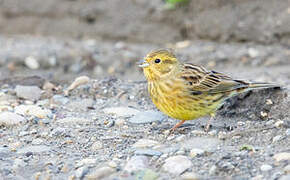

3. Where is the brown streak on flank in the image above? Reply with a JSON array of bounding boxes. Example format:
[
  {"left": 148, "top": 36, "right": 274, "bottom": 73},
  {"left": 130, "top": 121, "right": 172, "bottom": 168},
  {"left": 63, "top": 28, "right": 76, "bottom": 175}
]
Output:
[{"left": 190, "top": 90, "right": 202, "bottom": 95}]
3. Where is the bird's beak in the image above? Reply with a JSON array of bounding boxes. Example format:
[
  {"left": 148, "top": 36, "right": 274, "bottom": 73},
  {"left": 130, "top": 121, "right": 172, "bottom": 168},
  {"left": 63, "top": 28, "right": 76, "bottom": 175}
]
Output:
[{"left": 138, "top": 59, "right": 149, "bottom": 68}]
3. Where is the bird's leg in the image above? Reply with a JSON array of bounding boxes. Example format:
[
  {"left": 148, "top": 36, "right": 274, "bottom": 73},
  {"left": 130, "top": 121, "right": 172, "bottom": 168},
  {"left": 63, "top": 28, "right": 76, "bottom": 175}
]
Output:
[
  {"left": 169, "top": 120, "right": 186, "bottom": 134},
  {"left": 205, "top": 113, "right": 215, "bottom": 132}
]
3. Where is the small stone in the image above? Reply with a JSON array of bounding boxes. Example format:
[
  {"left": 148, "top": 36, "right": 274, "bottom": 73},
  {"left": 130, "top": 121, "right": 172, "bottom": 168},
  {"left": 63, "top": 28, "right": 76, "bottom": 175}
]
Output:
[
  {"left": 132, "top": 139, "right": 160, "bottom": 148},
  {"left": 272, "top": 135, "right": 283, "bottom": 143},
  {"left": 175, "top": 135, "right": 186, "bottom": 142},
  {"left": 103, "top": 107, "right": 140, "bottom": 117},
  {"left": 75, "top": 166, "right": 89, "bottom": 179},
  {"left": 124, "top": 156, "right": 149, "bottom": 173},
  {"left": 279, "top": 175, "right": 290, "bottom": 180},
  {"left": 13, "top": 159, "right": 26, "bottom": 169},
  {"left": 275, "top": 120, "right": 284, "bottom": 128},
  {"left": 162, "top": 155, "right": 192, "bottom": 175},
  {"left": 91, "top": 141, "right": 103, "bottom": 151},
  {"left": 134, "top": 149, "right": 163, "bottom": 156},
  {"left": 17, "top": 145, "right": 51, "bottom": 154},
  {"left": 31, "top": 138, "right": 44, "bottom": 145},
  {"left": 86, "top": 167, "right": 115, "bottom": 180},
  {"left": 181, "top": 172, "right": 200, "bottom": 180},
  {"left": 52, "top": 95, "right": 69, "bottom": 105},
  {"left": 266, "top": 99, "right": 273, "bottom": 105},
  {"left": 57, "top": 117, "right": 92, "bottom": 124},
  {"left": 285, "top": 129, "right": 290, "bottom": 136},
  {"left": 284, "top": 164, "right": 290, "bottom": 174},
  {"left": 248, "top": 48, "right": 259, "bottom": 58},
  {"left": 175, "top": 40, "right": 191, "bottom": 49},
  {"left": 107, "top": 161, "right": 117, "bottom": 168},
  {"left": 0, "top": 112, "right": 25, "bottom": 126},
  {"left": 115, "top": 119, "right": 125, "bottom": 126},
  {"left": 25, "top": 56, "right": 40, "bottom": 69},
  {"left": 260, "top": 164, "right": 272, "bottom": 171},
  {"left": 77, "top": 158, "right": 97, "bottom": 167},
  {"left": 15, "top": 85, "right": 41, "bottom": 101},
  {"left": 65, "top": 76, "right": 90, "bottom": 95},
  {"left": 67, "top": 98, "right": 94, "bottom": 111},
  {"left": 189, "top": 148, "right": 205, "bottom": 158},
  {"left": 260, "top": 111, "right": 268, "bottom": 118},
  {"left": 129, "top": 110, "right": 165, "bottom": 124},
  {"left": 209, "top": 165, "right": 217, "bottom": 175},
  {"left": 15, "top": 105, "right": 52, "bottom": 119},
  {"left": 274, "top": 152, "right": 290, "bottom": 162}
]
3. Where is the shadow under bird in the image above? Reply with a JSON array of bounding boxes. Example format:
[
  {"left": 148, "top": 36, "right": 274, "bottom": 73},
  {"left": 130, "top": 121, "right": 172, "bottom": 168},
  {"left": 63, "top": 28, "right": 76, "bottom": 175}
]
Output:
[{"left": 138, "top": 49, "right": 279, "bottom": 132}]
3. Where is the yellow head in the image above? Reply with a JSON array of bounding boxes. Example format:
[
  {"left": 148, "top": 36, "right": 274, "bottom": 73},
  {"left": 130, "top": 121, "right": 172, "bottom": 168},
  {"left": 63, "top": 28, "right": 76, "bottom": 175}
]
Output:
[{"left": 139, "top": 49, "right": 180, "bottom": 81}]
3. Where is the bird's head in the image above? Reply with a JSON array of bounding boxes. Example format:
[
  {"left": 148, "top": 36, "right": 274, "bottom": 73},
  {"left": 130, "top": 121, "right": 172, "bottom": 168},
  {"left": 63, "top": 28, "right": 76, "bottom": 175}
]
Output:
[{"left": 139, "top": 49, "right": 179, "bottom": 81}]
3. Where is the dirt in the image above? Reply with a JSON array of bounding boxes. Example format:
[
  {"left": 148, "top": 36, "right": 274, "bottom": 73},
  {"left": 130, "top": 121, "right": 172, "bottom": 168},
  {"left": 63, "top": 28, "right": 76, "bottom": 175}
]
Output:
[{"left": 0, "top": 0, "right": 290, "bottom": 180}]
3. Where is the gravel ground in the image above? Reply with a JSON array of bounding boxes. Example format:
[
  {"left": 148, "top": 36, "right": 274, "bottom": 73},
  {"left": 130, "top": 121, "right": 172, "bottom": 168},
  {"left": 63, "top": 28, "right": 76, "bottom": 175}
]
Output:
[{"left": 0, "top": 35, "right": 290, "bottom": 180}]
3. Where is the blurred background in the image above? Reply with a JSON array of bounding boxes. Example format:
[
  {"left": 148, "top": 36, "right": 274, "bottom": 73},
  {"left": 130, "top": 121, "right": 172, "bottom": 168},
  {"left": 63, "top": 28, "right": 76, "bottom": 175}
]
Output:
[{"left": 0, "top": 0, "right": 289, "bottom": 84}]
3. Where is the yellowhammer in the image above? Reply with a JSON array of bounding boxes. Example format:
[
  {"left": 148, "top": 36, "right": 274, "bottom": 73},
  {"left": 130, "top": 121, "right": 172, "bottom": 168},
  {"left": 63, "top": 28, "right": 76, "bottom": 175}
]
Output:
[{"left": 139, "top": 49, "right": 278, "bottom": 132}]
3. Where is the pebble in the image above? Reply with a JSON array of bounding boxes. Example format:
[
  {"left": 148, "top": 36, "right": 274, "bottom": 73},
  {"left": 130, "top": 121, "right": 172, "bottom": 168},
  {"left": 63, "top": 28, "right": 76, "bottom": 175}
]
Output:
[
  {"left": 260, "top": 164, "right": 272, "bottom": 171},
  {"left": 17, "top": 145, "right": 51, "bottom": 154},
  {"left": 134, "top": 149, "right": 163, "bottom": 156},
  {"left": 181, "top": 137, "right": 220, "bottom": 152},
  {"left": 31, "top": 138, "right": 44, "bottom": 145},
  {"left": 52, "top": 95, "right": 69, "bottom": 105},
  {"left": 65, "top": 76, "right": 90, "bottom": 95},
  {"left": 209, "top": 165, "right": 217, "bottom": 175},
  {"left": 124, "top": 156, "right": 149, "bottom": 173},
  {"left": 248, "top": 48, "right": 259, "bottom": 58},
  {"left": 285, "top": 129, "right": 290, "bottom": 136},
  {"left": 15, "top": 85, "right": 42, "bottom": 101},
  {"left": 15, "top": 105, "right": 52, "bottom": 119},
  {"left": 181, "top": 172, "right": 200, "bottom": 180},
  {"left": 272, "top": 135, "right": 283, "bottom": 143},
  {"left": 91, "top": 141, "right": 103, "bottom": 151},
  {"left": 0, "top": 112, "right": 25, "bottom": 126},
  {"left": 25, "top": 56, "right": 40, "bottom": 69},
  {"left": 57, "top": 117, "right": 92, "bottom": 124},
  {"left": 67, "top": 98, "right": 94, "bottom": 111},
  {"left": 279, "top": 175, "right": 290, "bottom": 180},
  {"left": 103, "top": 107, "right": 140, "bottom": 117},
  {"left": 189, "top": 148, "right": 205, "bottom": 158},
  {"left": 86, "top": 166, "right": 115, "bottom": 179},
  {"left": 129, "top": 110, "right": 165, "bottom": 124},
  {"left": 283, "top": 164, "right": 290, "bottom": 174},
  {"left": 75, "top": 166, "right": 89, "bottom": 179},
  {"left": 273, "top": 152, "right": 290, "bottom": 162},
  {"left": 132, "top": 139, "right": 160, "bottom": 148},
  {"left": 162, "top": 155, "right": 193, "bottom": 175},
  {"left": 274, "top": 120, "right": 284, "bottom": 128},
  {"left": 77, "top": 158, "right": 97, "bottom": 167}
]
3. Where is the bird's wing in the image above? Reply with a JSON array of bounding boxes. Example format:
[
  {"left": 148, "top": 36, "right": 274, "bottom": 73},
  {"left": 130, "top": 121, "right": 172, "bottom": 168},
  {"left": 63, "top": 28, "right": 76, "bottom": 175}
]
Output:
[{"left": 181, "top": 63, "right": 249, "bottom": 94}]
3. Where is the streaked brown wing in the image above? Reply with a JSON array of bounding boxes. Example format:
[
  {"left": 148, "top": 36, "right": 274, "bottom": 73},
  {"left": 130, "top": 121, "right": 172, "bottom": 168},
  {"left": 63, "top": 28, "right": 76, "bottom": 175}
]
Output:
[{"left": 181, "top": 63, "right": 249, "bottom": 94}]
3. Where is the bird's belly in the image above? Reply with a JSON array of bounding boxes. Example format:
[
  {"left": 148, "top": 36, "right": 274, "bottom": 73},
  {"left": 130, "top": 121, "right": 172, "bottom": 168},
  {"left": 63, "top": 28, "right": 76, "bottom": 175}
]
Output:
[{"left": 153, "top": 93, "right": 218, "bottom": 121}]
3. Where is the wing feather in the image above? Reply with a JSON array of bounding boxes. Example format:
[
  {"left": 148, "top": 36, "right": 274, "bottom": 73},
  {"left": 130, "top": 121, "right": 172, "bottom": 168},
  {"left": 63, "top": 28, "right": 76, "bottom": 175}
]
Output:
[{"left": 181, "top": 63, "right": 249, "bottom": 94}]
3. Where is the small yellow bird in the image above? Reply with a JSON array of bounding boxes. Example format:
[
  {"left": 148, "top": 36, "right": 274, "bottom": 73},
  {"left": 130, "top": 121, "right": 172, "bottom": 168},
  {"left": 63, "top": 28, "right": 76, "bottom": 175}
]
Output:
[{"left": 139, "top": 49, "right": 278, "bottom": 132}]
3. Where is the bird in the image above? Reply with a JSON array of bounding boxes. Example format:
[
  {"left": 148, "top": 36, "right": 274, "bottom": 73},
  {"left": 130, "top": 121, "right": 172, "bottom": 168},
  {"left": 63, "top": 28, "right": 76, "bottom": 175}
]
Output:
[{"left": 138, "top": 49, "right": 278, "bottom": 132}]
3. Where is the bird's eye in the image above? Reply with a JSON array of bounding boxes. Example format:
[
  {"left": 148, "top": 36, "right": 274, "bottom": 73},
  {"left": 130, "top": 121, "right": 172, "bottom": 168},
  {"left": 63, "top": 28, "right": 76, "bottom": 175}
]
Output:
[{"left": 154, "top": 59, "right": 161, "bottom": 63}]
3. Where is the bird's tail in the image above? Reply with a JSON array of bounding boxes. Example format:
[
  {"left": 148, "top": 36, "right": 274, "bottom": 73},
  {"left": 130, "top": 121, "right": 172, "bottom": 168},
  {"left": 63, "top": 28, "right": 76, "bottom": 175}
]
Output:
[{"left": 248, "top": 82, "right": 280, "bottom": 90}]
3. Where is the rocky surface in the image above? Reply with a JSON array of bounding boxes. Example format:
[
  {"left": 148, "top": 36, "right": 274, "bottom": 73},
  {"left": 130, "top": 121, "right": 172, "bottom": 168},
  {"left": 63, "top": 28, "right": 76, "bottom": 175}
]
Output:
[{"left": 0, "top": 1, "right": 290, "bottom": 179}]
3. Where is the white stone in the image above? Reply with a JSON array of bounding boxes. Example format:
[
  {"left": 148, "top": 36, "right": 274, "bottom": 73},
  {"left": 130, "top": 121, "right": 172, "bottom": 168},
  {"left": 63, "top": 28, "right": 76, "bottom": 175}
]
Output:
[
  {"left": 91, "top": 141, "right": 103, "bottom": 151},
  {"left": 274, "top": 152, "right": 290, "bottom": 162},
  {"left": 260, "top": 164, "right": 272, "bottom": 171},
  {"left": 272, "top": 135, "right": 283, "bottom": 143},
  {"left": 31, "top": 138, "right": 44, "bottom": 145},
  {"left": 129, "top": 110, "right": 165, "bottom": 124},
  {"left": 189, "top": 148, "right": 205, "bottom": 158},
  {"left": 15, "top": 85, "right": 41, "bottom": 101},
  {"left": 283, "top": 164, "right": 290, "bottom": 173},
  {"left": 103, "top": 107, "right": 140, "bottom": 117},
  {"left": 248, "top": 48, "right": 259, "bottom": 58},
  {"left": 181, "top": 172, "right": 200, "bottom": 180},
  {"left": 17, "top": 145, "right": 51, "bottom": 154},
  {"left": 0, "top": 112, "right": 25, "bottom": 126},
  {"left": 15, "top": 105, "right": 52, "bottom": 119},
  {"left": 162, "top": 155, "right": 193, "bottom": 175},
  {"left": 65, "top": 76, "right": 90, "bottom": 95},
  {"left": 124, "top": 156, "right": 149, "bottom": 173},
  {"left": 25, "top": 56, "right": 40, "bottom": 69},
  {"left": 132, "top": 139, "right": 160, "bottom": 148}
]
